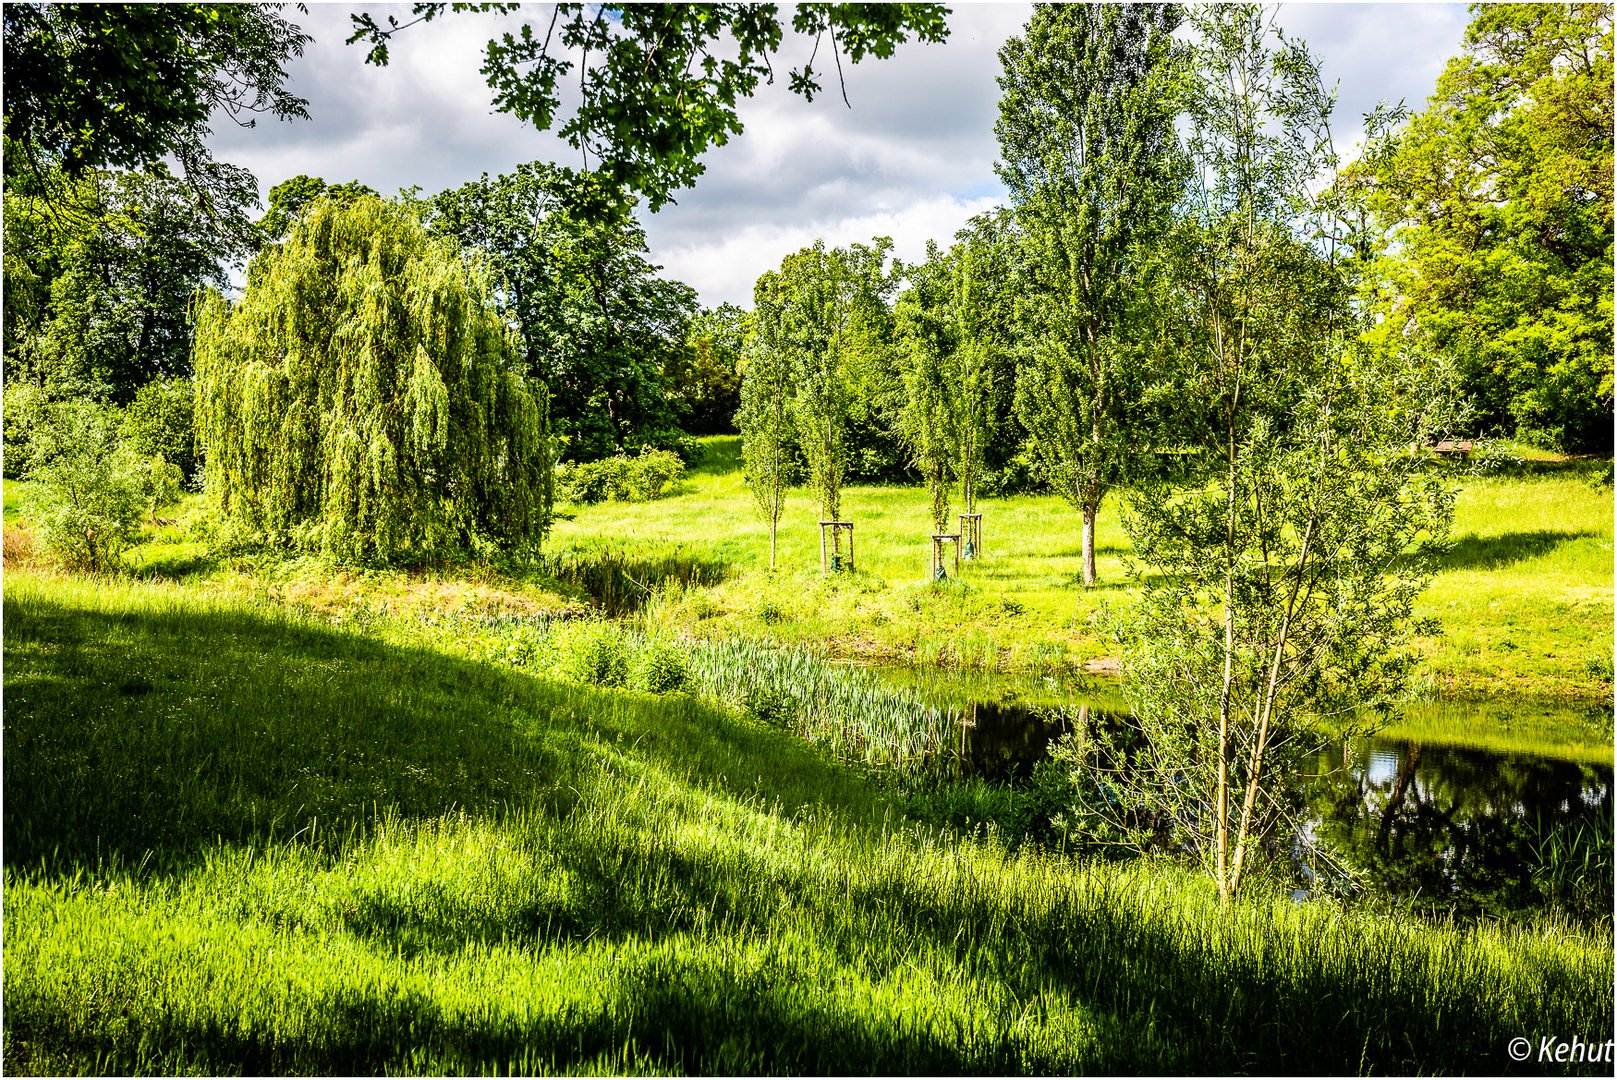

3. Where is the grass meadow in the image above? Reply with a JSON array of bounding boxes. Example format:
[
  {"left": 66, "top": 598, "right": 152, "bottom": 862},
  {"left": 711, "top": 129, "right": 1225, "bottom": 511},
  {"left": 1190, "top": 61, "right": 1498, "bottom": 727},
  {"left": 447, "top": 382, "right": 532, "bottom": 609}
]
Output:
[
  {"left": 556, "top": 438, "right": 1615, "bottom": 714},
  {"left": 4, "top": 571, "right": 1612, "bottom": 1075}
]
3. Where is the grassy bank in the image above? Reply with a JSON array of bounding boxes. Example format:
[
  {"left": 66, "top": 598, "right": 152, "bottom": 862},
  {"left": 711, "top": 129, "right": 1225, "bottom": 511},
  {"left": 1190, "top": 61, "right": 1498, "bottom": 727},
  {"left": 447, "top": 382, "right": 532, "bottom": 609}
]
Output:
[
  {"left": 553, "top": 438, "right": 1615, "bottom": 704},
  {"left": 4, "top": 570, "right": 1611, "bottom": 1074}
]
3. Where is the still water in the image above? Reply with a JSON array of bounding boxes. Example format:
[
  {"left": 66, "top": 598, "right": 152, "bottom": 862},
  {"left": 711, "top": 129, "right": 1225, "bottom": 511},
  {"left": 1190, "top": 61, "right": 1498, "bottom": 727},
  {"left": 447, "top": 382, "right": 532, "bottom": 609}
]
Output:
[{"left": 871, "top": 666, "right": 1615, "bottom": 923}]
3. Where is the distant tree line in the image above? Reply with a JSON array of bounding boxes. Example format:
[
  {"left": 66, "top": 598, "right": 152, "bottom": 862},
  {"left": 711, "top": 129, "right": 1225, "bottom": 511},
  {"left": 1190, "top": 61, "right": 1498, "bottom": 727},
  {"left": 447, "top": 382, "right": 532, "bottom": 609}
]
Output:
[{"left": 2, "top": 2, "right": 1607, "bottom": 577}]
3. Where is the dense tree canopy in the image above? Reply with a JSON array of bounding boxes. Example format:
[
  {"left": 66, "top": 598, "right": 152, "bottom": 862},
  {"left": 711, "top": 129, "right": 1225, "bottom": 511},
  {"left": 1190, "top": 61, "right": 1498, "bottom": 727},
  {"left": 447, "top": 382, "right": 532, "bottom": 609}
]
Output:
[
  {"left": 427, "top": 164, "right": 695, "bottom": 461},
  {"left": 4, "top": 167, "right": 246, "bottom": 402},
  {"left": 1360, "top": 3, "right": 1613, "bottom": 452},
  {"left": 2, "top": 2, "right": 309, "bottom": 236},
  {"left": 193, "top": 196, "right": 552, "bottom": 565},
  {"left": 260, "top": 174, "right": 380, "bottom": 243},
  {"left": 668, "top": 304, "right": 747, "bottom": 436}
]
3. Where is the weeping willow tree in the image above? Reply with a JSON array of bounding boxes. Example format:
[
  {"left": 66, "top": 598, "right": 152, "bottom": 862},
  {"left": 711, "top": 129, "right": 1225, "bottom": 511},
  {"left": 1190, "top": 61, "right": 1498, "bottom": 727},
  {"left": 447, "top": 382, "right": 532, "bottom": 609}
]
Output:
[{"left": 193, "top": 196, "right": 553, "bottom": 565}]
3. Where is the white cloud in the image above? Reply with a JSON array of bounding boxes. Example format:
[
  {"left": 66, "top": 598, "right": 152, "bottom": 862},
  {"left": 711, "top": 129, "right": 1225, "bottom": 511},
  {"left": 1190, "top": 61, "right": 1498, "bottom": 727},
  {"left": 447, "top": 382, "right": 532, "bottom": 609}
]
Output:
[
  {"left": 205, "top": 2, "right": 1472, "bottom": 307},
  {"left": 655, "top": 192, "right": 1005, "bottom": 306}
]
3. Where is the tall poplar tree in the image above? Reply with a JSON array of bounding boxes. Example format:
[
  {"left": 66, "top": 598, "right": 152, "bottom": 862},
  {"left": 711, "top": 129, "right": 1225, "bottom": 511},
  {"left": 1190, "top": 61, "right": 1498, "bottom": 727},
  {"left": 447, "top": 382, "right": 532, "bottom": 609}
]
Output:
[
  {"left": 193, "top": 196, "right": 553, "bottom": 565},
  {"left": 894, "top": 241, "right": 958, "bottom": 536},
  {"left": 948, "top": 211, "right": 1017, "bottom": 523},
  {"left": 995, "top": 3, "right": 1183, "bottom": 587},
  {"left": 738, "top": 297, "right": 795, "bottom": 571}
]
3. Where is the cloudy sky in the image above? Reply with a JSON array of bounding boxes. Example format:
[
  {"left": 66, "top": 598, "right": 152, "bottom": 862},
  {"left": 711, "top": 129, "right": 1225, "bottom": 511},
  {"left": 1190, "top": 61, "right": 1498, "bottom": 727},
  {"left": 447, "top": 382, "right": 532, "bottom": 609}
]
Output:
[{"left": 206, "top": 2, "right": 1471, "bottom": 308}]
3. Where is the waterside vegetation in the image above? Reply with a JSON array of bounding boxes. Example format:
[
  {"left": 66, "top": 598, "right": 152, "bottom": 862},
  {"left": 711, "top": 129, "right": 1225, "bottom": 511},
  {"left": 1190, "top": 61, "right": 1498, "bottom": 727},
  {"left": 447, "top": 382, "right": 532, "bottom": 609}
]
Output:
[{"left": 4, "top": 571, "right": 1611, "bottom": 1075}]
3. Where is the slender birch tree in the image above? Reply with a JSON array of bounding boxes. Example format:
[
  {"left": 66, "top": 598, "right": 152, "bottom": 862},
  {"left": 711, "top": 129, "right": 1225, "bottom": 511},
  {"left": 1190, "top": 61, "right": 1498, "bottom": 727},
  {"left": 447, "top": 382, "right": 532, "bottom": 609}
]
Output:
[{"left": 1075, "top": 7, "right": 1461, "bottom": 903}]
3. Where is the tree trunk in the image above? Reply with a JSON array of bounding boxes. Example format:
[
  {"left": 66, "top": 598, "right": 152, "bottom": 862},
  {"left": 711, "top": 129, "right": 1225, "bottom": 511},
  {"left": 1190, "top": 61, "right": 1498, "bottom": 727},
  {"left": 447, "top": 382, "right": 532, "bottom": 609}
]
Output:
[
  {"left": 1081, "top": 491, "right": 1099, "bottom": 587},
  {"left": 769, "top": 518, "right": 778, "bottom": 571}
]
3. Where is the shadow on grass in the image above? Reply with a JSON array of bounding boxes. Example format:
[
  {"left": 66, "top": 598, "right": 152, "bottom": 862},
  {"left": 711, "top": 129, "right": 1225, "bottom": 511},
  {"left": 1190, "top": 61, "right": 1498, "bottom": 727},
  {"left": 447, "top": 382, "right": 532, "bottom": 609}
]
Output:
[
  {"left": 5, "top": 578, "right": 1611, "bottom": 1076},
  {"left": 1, "top": 584, "right": 884, "bottom": 876},
  {"left": 124, "top": 547, "right": 223, "bottom": 579},
  {"left": 687, "top": 435, "right": 742, "bottom": 477},
  {"left": 1439, "top": 529, "right": 1601, "bottom": 571},
  {"left": 535, "top": 546, "right": 733, "bottom": 615}
]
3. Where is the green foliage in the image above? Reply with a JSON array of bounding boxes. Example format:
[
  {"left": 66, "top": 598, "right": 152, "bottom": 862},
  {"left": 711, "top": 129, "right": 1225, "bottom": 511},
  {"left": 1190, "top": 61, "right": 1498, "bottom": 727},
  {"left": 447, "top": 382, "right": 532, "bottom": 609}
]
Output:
[
  {"left": 120, "top": 376, "right": 196, "bottom": 481},
  {"left": 20, "top": 396, "right": 148, "bottom": 572},
  {"left": 668, "top": 303, "right": 746, "bottom": 435},
  {"left": 893, "top": 243, "right": 957, "bottom": 533},
  {"left": 737, "top": 300, "right": 797, "bottom": 569},
  {"left": 260, "top": 174, "right": 379, "bottom": 242},
  {"left": 1104, "top": 7, "right": 1463, "bottom": 903},
  {"left": 4, "top": 168, "right": 244, "bottom": 403},
  {"left": 996, "top": 3, "right": 1183, "bottom": 585},
  {"left": 1359, "top": 4, "right": 1613, "bottom": 452},
  {"left": 631, "top": 637, "right": 692, "bottom": 694},
  {"left": 192, "top": 196, "right": 553, "bottom": 565},
  {"left": 426, "top": 164, "right": 695, "bottom": 461},
  {"left": 947, "top": 212, "right": 1021, "bottom": 511},
  {"left": 555, "top": 448, "right": 685, "bottom": 505},
  {"left": 1, "top": 377, "right": 48, "bottom": 479},
  {"left": 2, "top": 3, "right": 308, "bottom": 238},
  {"left": 352, "top": 4, "right": 948, "bottom": 211},
  {"left": 754, "top": 238, "right": 899, "bottom": 531},
  {"left": 554, "top": 620, "right": 631, "bottom": 687}
]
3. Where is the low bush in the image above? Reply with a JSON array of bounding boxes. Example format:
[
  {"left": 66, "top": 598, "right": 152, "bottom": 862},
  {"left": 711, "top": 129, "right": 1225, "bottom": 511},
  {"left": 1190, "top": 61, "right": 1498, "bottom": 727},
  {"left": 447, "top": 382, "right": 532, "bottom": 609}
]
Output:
[
  {"left": 121, "top": 377, "right": 197, "bottom": 482},
  {"left": 2, "top": 379, "right": 48, "bottom": 479},
  {"left": 555, "top": 621, "right": 631, "bottom": 687},
  {"left": 22, "top": 398, "right": 150, "bottom": 573},
  {"left": 631, "top": 637, "right": 691, "bottom": 694},
  {"left": 557, "top": 448, "right": 685, "bottom": 504}
]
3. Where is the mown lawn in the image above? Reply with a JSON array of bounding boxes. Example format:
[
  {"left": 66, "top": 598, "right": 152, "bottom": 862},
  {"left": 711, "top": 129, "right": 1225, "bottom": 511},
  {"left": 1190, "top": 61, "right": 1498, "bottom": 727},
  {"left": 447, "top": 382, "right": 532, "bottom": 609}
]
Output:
[{"left": 4, "top": 571, "right": 1611, "bottom": 1075}]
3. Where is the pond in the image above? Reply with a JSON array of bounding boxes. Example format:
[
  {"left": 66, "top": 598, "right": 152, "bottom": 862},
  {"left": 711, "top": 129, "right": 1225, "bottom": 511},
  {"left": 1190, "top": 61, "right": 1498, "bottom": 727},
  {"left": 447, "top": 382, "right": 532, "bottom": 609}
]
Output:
[{"left": 868, "top": 665, "right": 1615, "bottom": 925}]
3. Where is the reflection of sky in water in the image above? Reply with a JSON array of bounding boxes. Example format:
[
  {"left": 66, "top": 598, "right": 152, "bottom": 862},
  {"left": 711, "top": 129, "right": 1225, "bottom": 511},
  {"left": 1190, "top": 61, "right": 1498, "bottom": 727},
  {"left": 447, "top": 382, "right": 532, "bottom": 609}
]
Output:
[{"left": 1366, "top": 748, "right": 1402, "bottom": 786}]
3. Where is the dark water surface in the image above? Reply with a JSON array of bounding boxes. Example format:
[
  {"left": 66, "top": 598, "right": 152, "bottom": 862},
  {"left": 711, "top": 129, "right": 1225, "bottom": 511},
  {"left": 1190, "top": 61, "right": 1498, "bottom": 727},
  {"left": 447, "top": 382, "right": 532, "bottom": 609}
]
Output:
[{"left": 871, "top": 665, "right": 1615, "bottom": 922}]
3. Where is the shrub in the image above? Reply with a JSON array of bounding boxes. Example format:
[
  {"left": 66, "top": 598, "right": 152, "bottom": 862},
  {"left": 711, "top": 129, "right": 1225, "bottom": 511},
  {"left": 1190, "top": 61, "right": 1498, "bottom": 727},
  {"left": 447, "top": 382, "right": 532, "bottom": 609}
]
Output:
[
  {"left": 140, "top": 455, "right": 185, "bottom": 521},
  {"left": 631, "top": 638, "right": 690, "bottom": 694},
  {"left": 121, "top": 377, "right": 197, "bottom": 481},
  {"left": 22, "top": 398, "right": 148, "bottom": 573},
  {"left": 556, "top": 448, "right": 685, "bottom": 504},
  {"left": 2, "top": 379, "right": 48, "bottom": 478},
  {"left": 555, "top": 622, "right": 630, "bottom": 687}
]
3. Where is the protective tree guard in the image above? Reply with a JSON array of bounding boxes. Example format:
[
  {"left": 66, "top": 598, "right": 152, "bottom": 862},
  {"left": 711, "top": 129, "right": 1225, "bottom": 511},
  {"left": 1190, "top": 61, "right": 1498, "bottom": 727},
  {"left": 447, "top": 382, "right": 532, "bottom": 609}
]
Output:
[
  {"left": 959, "top": 513, "right": 982, "bottom": 560},
  {"left": 820, "top": 520, "right": 855, "bottom": 573},
  {"left": 930, "top": 532, "right": 961, "bottom": 580}
]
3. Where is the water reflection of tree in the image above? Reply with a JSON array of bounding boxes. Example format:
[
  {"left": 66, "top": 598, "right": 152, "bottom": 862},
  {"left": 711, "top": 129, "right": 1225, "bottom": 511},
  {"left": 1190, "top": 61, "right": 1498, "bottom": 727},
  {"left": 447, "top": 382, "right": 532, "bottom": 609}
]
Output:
[{"left": 1309, "top": 741, "right": 1613, "bottom": 927}]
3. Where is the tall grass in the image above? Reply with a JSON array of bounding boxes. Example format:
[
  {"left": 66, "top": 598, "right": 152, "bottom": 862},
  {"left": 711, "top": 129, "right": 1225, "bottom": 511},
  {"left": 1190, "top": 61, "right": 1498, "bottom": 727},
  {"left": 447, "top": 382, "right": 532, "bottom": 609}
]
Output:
[
  {"left": 4, "top": 569, "right": 1612, "bottom": 1074},
  {"left": 397, "top": 609, "right": 961, "bottom": 771},
  {"left": 687, "top": 638, "right": 961, "bottom": 770}
]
